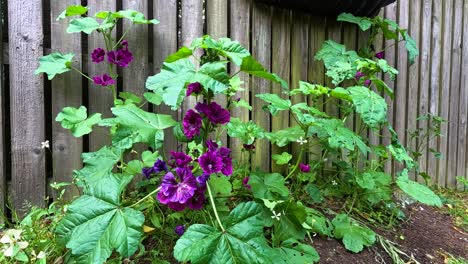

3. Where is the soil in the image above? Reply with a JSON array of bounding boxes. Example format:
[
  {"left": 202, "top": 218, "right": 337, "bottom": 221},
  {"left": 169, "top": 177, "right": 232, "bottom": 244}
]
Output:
[{"left": 313, "top": 204, "right": 468, "bottom": 264}]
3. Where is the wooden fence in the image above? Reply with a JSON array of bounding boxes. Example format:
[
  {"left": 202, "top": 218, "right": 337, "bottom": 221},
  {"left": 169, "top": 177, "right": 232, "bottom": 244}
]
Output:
[{"left": 0, "top": 0, "right": 467, "bottom": 216}]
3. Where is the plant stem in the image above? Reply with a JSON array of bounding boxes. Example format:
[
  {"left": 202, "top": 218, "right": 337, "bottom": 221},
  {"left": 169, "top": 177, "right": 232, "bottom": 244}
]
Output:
[
  {"left": 71, "top": 66, "right": 93, "bottom": 82},
  {"left": 285, "top": 147, "right": 304, "bottom": 180},
  {"left": 206, "top": 182, "right": 225, "bottom": 232},
  {"left": 113, "top": 25, "right": 133, "bottom": 50},
  {"left": 129, "top": 187, "right": 161, "bottom": 208}
]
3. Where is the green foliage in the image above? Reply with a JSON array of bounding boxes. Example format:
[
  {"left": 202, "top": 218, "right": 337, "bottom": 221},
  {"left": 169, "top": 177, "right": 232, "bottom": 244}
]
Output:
[
  {"left": 66, "top": 17, "right": 102, "bottom": 34},
  {"left": 332, "top": 214, "right": 376, "bottom": 253},
  {"left": 256, "top": 93, "right": 291, "bottom": 115},
  {"left": 249, "top": 172, "right": 289, "bottom": 200},
  {"left": 272, "top": 152, "right": 292, "bottom": 165},
  {"left": 276, "top": 239, "right": 320, "bottom": 264},
  {"left": 55, "top": 106, "right": 101, "bottom": 137},
  {"left": 56, "top": 5, "right": 88, "bottom": 20},
  {"left": 396, "top": 170, "right": 442, "bottom": 206},
  {"left": 240, "top": 56, "right": 288, "bottom": 89},
  {"left": 226, "top": 118, "right": 265, "bottom": 145},
  {"left": 35, "top": 52, "right": 74, "bottom": 80},
  {"left": 267, "top": 126, "right": 305, "bottom": 148}
]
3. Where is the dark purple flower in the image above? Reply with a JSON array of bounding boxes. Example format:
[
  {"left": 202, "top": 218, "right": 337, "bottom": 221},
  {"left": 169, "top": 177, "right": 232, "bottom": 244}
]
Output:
[
  {"left": 364, "top": 80, "right": 372, "bottom": 86},
  {"left": 243, "top": 177, "right": 251, "bottom": 189},
  {"left": 199, "top": 151, "right": 223, "bottom": 175},
  {"left": 206, "top": 140, "right": 218, "bottom": 152},
  {"left": 195, "top": 102, "right": 230, "bottom": 125},
  {"left": 218, "top": 147, "right": 233, "bottom": 176},
  {"left": 187, "top": 188, "right": 206, "bottom": 210},
  {"left": 196, "top": 173, "right": 210, "bottom": 186},
  {"left": 91, "top": 48, "right": 105, "bottom": 63},
  {"left": 175, "top": 225, "right": 185, "bottom": 236},
  {"left": 142, "top": 167, "right": 154, "bottom": 179},
  {"left": 153, "top": 159, "right": 168, "bottom": 173},
  {"left": 107, "top": 49, "right": 133, "bottom": 67},
  {"left": 299, "top": 163, "right": 311, "bottom": 173},
  {"left": 169, "top": 151, "right": 193, "bottom": 168},
  {"left": 121, "top": 40, "right": 129, "bottom": 49},
  {"left": 355, "top": 71, "right": 365, "bottom": 81},
  {"left": 157, "top": 168, "right": 197, "bottom": 210},
  {"left": 186, "top": 82, "right": 203, "bottom": 97},
  {"left": 183, "top": 110, "right": 202, "bottom": 139},
  {"left": 93, "top": 74, "right": 115, "bottom": 86},
  {"left": 375, "top": 51, "right": 385, "bottom": 59},
  {"left": 243, "top": 143, "right": 256, "bottom": 150}
]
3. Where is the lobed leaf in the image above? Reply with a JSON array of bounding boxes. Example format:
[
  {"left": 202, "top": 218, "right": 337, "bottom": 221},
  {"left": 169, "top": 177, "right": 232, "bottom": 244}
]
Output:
[
  {"left": 332, "top": 214, "right": 376, "bottom": 253},
  {"left": 55, "top": 106, "right": 101, "bottom": 137},
  {"left": 35, "top": 52, "right": 75, "bottom": 80}
]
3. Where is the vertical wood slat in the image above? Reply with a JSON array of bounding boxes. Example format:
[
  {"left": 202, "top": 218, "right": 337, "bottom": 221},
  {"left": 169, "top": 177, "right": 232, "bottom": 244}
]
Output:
[
  {"left": 428, "top": 0, "right": 442, "bottom": 184},
  {"left": 271, "top": 9, "right": 290, "bottom": 173},
  {"left": 229, "top": 0, "right": 251, "bottom": 160},
  {"left": 447, "top": 0, "right": 463, "bottom": 187},
  {"left": 438, "top": 0, "right": 454, "bottom": 186},
  {"left": 153, "top": 0, "right": 179, "bottom": 154},
  {"left": 458, "top": 0, "right": 468, "bottom": 188},
  {"left": 50, "top": 0, "right": 82, "bottom": 199},
  {"left": 342, "top": 24, "right": 357, "bottom": 131},
  {"left": 8, "top": 0, "right": 46, "bottom": 214},
  {"left": 87, "top": 1, "right": 116, "bottom": 152},
  {"left": 0, "top": 0, "right": 5, "bottom": 221},
  {"left": 418, "top": 0, "right": 432, "bottom": 179},
  {"left": 251, "top": 3, "right": 272, "bottom": 171}
]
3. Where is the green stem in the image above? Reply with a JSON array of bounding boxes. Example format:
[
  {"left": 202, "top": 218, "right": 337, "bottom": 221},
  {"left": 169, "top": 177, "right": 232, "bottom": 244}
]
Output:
[
  {"left": 285, "top": 147, "right": 304, "bottom": 181},
  {"left": 113, "top": 25, "right": 133, "bottom": 50},
  {"left": 206, "top": 182, "right": 225, "bottom": 232},
  {"left": 71, "top": 66, "right": 93, "bottom": 82},
  {"left": 129, "top": 187, "right": 161, "bottom": 208}
]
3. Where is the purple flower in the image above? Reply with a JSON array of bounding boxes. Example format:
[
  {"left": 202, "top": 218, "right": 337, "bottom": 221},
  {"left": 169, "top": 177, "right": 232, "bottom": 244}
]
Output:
[
  {"left": 243, "top": 177, "right": 251, "bottom": 189},
  {"left": 175, "top": 225, "right": 185, "bottom": 236},
  {"left": 91, "top": 48, "right": 105, "bottom": 63},
  {"left": 299, "top": 163, "right": 311, "bottom": 173},
  {"left": 196, "top": 173, "right": 210, "bottom": 186},
  {"left": 195, "top": 102, "right": 230, "bottom": 125},
  {"left": 375, "top": 51, "right": 385, "bottom": 59},
  {"left": 153, "top": 159, "right": 168, "bottom": 173},
  {"left": 206, "top": 140, "right": 218, "bottom": 152},
  {"left": 121, "top": 40, "right": 129, "bottom": 49},
  {"left": 157, "top": 168, "right": 197, "bottom": 210},
  {"left": 199, "top": 151, "right": 223, "bottom": 175},
  {"left": 169, "top": 151, "right": 193, "bottom": 168},
  {"left": 218, "top": 147, "right": 233, "bottom": 176},
  {"left": 187, "top": 188, "right": 206, "bottom": 210},
  {"left": 107, "top": 49, "right": 133, "bottom": 67},
  {"left": 355, "top": 71, "right": 365, "bottom": 81},
  {"left": 93, "top": 74, "right": 115, "bottom": 86},
  {"left": 183, "top": 110, "right": 202, "bottom": 139},
  {"left": 364, "top": 80, "right": 372, "bottom": 86},
  {"left": 201, "top": 141, "right": 233, "bottom": 176},
  {"left": 186, "top": 82, "right": 202, "bottom": 97},
  {"left": 142, "top": 167, "right": 154, "bottom": 179}
]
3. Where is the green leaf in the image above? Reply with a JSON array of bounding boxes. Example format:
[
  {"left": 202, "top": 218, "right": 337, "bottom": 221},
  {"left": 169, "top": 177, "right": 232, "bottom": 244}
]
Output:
[
  {"left": 249, "top": 172, "right": 289, "bottom": 200},
  {"left": 356, "top": 172, "right": 376, "bottom": 190},
  {"left": 174, "top": 202, "right": 275, "bottom": 264},
  {"left": 57, "top": 5, "right": 88, "bottom": 20},
  {"left": 266, "top": 126, "right": 305, "bottom": 148},
  {"left": 342, "top": 86, "right": 387, "bottom": 129},
  {"left": 209, "top": 175, "right": 232, "bottom": 196},
  {"left": 305, "top": 184, "right": 323, "bottom": 204},
  {"left": 276, "top": 239, "right": 320, "bottom": 264},
  {"left": 302, "top": 208, "right": 333, "bottom": 237},
  {"left": 273, "top": 201, "right": 307, "bottom": 242},
  {"left": 55, "top": 106, "right": 101, "bottom": 137},
  {"left": 165, "top": 47, "right": 193, "bottom": 63},
  {"left": 203, "top": 37, "right": 251, "bottom": 66},
  {"left": 290, "top": 81, "right": 330, "bottom": 97},
  {"left": 272, "top": 152, "right": 292, "bottom": 165},
  {"left": 337, "top": 13, "right": 373, "bottom": 31},
  {"left": 56, "top": 182, "right": 144, "bottom": 263},
  {"left": 402, "top": 31, "right": 419, "bottom": 65},
  {"left": 255, "top": 93, "right": 291, "bottom": 115},
  {"left": 195, "top": 61, "right": 230, "bottom": 94},
  {"left": 240, "top": 56, "right": 288, "bottom": 89},
  {"left": 35, "top": 52, "right": 75, "bottom": 80},
  {"left": 143, "top": 92, "right": 163, "bottom": 106},
  {"left": 114, "top": 10, "right": 159, "bottom": 24},
  {"left": 226, "top": 117, "right": 265, "bottom": 145},
  {"left": 332, "top": 214, "right": 376, "bottom": 253},
  {"left": 396, "top": 170, "right": 442, "bottom": 206},
  {"left": 119, "top": 92, "right": 142, "bottom": 104},
  {"left": 67, "top": 17, "right": 100, "bottom": 34}
]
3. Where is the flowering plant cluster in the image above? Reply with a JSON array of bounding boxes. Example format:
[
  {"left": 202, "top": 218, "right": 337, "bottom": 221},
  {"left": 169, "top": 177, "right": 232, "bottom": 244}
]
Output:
[{"left": 30, "top": 6, "right": 443, "bottom": 264}]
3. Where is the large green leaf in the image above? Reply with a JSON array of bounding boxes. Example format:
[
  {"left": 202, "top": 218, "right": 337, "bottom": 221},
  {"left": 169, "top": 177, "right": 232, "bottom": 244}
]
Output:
[
  {"left": 337, "top": 13, "right": 373, "bottom": 31},
  {"left": 240, "top": 56, "right": 288, "bottom": 89},
  {"left": 266, "top": 126, "right": 305, "bottom": 148},
  {"left": 165, "top": 46, "right": 193, "bottom": 63},
  {"left": 55, "top": 106, "right": 101, "bottom": 137},
  {"left": 56, "top": 5, "right": 88, "bottom": 20},
  {"left": 226, "top": 118, "right": 265, "bottom": 145},
  {"left": 203, "top": 37, "right": 251, "bottom": 66},
  {"left": 276, "top": 239, "right": 320, "bottom": 264},
  {"left": 302, "top": 208, "right": 333, "bottom": 237},
  {"left": 249, "top": 172, "right": 289, "bottom": 200},
  {"left": 346, "top": 86, "right": 387, "bottom": 128},
  {"left": 273, "top": 201, "right": 307, "bottom": 243},
  {"left": 402, "top": 31, "right": 419, "bottom": 65},
  {"left": 35, "top": 52, "right": 75, "bottom": 80},
  {"left": 67, "top": 17, "right": 101, "bottom": 34},
  {"left": 272, "top": 152, "right": 292, "bottom": 165},
  {"left": 56, "top": 174, "right": 144, "bottom": 264},
  {"left": 194, "top": 61, "right": 230, "bottom": 94},
  {"left": 174, "top": 202, "right": 276, "bottom": 264},
  {"left": 332, "top": 214, "right": 376, "bottom": 253},
  {"left": 113, "top": 10, "right": 159, "bottom": 24},
  {"left": 255, "top": 93, "right": 291, "bottom": 115},
  {"left": 396, "top": 170, "right": 442, "bottom": 206}
]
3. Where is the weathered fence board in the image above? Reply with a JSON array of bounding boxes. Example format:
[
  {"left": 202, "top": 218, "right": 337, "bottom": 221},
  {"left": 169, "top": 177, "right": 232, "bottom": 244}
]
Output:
[
  {"left": 0, "top": 0, "right": 5, "bottom": 222},
  {"left": 8, "top": 0, "right": 46, "bottom": 214},
  {"left": 459, "top": 0, "right": 468, "bottom": 189}
]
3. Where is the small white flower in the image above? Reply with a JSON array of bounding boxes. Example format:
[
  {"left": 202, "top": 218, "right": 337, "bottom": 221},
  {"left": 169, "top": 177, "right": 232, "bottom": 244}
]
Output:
[
  {"left": 271, "top": 210, "right": 282, "bottom": 221},
  {"left": 296, "top": 137, "right": 307, "bottom": 145},
  {"left": 332, "top": 180, "right": 338, "bottom": 186},
  {"left": 41, "top": 140, "right": 50, "bottom": 149},
  {"left": 0, "top": 229, "right": 28, "bottom": 257}
]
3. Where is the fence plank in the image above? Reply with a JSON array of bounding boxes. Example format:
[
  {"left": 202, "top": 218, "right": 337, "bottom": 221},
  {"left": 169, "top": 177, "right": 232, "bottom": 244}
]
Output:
[
  {"left": 0, "top": 0, "right": 5, "bottom": 221},
  {"left": 87, "top": 1, "right": 116, "bottom": 152},
  {"left": 438, "top": 0, "right": 454, "bottom": 187},
  {"left": 229, "top": 0, "right": 251, "bottom": 160},
  {"left": 428, "top": 0, "right": 442, "bottom": 184},
  {"left": 153, "top": 0, "right": 179, "bottom": 154},
  {"left": 50, "top": 0, "right": 82, "bottom": 200},
  {"left": 271, "top": 9, "right": 290, "bottom": 173},
  {"left": 458, "top": 0, "right": 468, "bottom": 189},
  {"left": 251, "top": 3, "right": 272, "bottom": 171},
  {"left": 8, "top": 0, "right": 46, "bottom": 214},
  {"left": 418, "top": 0, "right": 432, "bottom": 180},
  {"left": 447, "top": 0, "right": 463, "bottom": 187}
]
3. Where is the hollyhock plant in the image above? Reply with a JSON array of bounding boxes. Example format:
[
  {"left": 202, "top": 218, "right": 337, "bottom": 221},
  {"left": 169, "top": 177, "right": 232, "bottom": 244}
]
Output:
[
  {"left": 364, "top": 79, "right": 372, "bottom": 86},
  {"left": 153, "top": 159, "right": 168, "bottom": 173},
  {"left": 174, "top": 225, "right": 185, "bottom": 236},
  {"left": 169, "top": 151, "right": 193, "bottom": 168},
  {"left": 183, "top": 110, "right": 202, "bottom": 139},
  {"left": 196, "top": 173, "right": 210, "bottom": 186},
  {"left": 187, "top": 188, "right": 206, "bottom": 210},
  {"left": 91, "top": 48, "right": 105, "bottom": 63},
  {"left": 299, "top": 163, "right": 311, "bottom": 173},
  {"left": 186, "top": 82, "right": 202, "bottom": 96},
  {"left": 375, "top": 51, "right": 385, "bottom": 59},
  {"left": 201, "top": 141, "right": 233, "bottom": 176},
  {"left": 195, "top": 102, "right": 230, "bottom": 125},
  {"left": 199, "top": 151, "right": 223, "bottom": 175},
  {"left": 355, "top": 71, "right": 365, "bottom": 80},
  {"left": 157, "top": 167, "right": 197, "bottom": 211},
  {"left": 108, "top": 47, "right": 133, "bottom": 67},
  {"left": 243, "top": 177, "right": 252, "bottom": 189},
  {"left": 93, "top": 74, "right": 115, "bottom": 86}
]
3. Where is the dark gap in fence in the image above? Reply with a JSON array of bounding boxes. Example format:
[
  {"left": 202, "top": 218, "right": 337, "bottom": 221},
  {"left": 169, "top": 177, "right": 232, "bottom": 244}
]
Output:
[
  {"left": 147, "top": 0, "right": 154, "bottom": 113},
  {"left": 42, "top": 0, "right": 52, "bottom": 185},
  {"left": 82, "top": 74, "right": 89, "bottom": 154},
  {"left": 116, "top": 0, "right": 123, "bottom": 95}
]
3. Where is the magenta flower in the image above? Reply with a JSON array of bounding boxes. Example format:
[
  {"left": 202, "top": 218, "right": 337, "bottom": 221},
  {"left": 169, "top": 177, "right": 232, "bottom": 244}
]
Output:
[
  {"left": 364, "top": 80, "right": 372, "bottom": 86},
  {"left": 199, "top": 151, "right": 223, "bottom": 175},
  {"left": 186, "top": 82, "right": 202, "bottom": 97},
  {"left": 200, "top": 141, "right": 233, "bottom": 176},
  {"left": 243, "top": 177, "right": 251, "bottom": 189},
  {"left": 196, "top": 173, "right": 210, "bottom": 186},
  {"left": 91, "top": 48, "right": 105, "bottom": 63},
  {"left": 187, "top": 188, "right": 206, "bottom": 210},
  {"left": 195, "top": 102, "right": 230, "bottom": 125},
  {"left": 107, "top": 49, "right": 133, "bottom": 67},
  {"left": 157, "top": 168, "right": 197, "bottom": 211},
  {"left": 169, "top": 151, "right": 193, "bottom": 168},
  {"left": 299, "top": 163, "right": 311, "bottom": 173},
  {"left": 153, "top": 159, "right": 168, "bottom": 173},
  {"left": 175, "top": 225, "right": 185, "bottom": 236},
  {"left": 183, "top": 110, "right": 202, "bottom": 139},
  {"left": 355, "top": 71, "right": 365, "bottom": 81},
  {"left": 142, "top": 167, "right": 154, "bottom": 179},
  {"left": 218, "top": 147, "right": 233, "bottom": 176},
  {"left": 93, "top": 74, "right": 115, "bottom": 86},
  {"left": 375, "top": 51, "right": 385, "bottom": 59}
]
